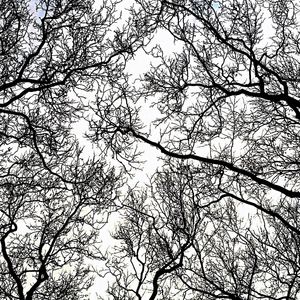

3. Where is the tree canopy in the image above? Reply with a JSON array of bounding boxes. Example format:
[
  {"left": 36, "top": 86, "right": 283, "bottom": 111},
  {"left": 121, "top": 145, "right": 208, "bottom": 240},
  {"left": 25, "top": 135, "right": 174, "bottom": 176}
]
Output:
[{"left": 1, "top": 0, "right": 300, "bottom": 299}]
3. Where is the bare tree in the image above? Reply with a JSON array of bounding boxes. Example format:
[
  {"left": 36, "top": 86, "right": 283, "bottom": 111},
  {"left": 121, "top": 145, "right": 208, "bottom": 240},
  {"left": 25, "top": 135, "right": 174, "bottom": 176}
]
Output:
[
  {"left": 92, "top": 0, "right": 300, "bottom": 204},
  {"left": 0, "top": 152, "right": 121, "bottom": 300},
  {"left": 0, "top": 0, "right": 142, "bottom": 298},
  {"left": 0, "top": 0, "right": 139, "bottom": 175},
  {"left": 2, "top": 0, "right": 300, "bottom": 298},
  {"left": 106, "top": 160, "right": 300, "bottom": 300},
  {"left": 89, "top": 0, "right": 300, "bottom": 298}
]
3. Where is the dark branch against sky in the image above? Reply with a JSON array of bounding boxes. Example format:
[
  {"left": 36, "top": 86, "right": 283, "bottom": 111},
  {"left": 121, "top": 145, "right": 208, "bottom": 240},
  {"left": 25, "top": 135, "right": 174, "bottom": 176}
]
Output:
[{"left": 1, "top": 0, "right": 300, "bottom": 299}]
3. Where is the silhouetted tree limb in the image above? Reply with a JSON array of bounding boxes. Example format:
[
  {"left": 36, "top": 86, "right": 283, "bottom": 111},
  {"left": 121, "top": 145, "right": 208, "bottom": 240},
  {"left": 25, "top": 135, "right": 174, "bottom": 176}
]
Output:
[
  {"left": 106, "top": 160, "right": 300, "bottom": 299},
  {"left": 92, "top": 1, "right": 300, "bottom": 298},
  {"left": 0, "top": 0, "right": 138, "bottom": 298}
]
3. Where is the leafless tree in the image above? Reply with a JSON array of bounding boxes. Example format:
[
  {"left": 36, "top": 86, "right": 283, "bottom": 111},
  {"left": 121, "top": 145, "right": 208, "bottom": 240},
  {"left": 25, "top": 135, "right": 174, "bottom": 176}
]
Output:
[
  {"left": 0, "top": 0, "right": 142, "bottom": 298},
  {"left": 0, "top": 152, "right": 121, "bottom": 300},
  {"left": 2, "top": 0, "right": 300, "bottom": 298},
  {"left": 105, "top": 160, "right": 300, "bottom": 300},
  {"left": 92, "top": 0, "right": 300, "bottom": 209},
  {"left": 89, "top": 0, "right": 300, "bottom": 298}
]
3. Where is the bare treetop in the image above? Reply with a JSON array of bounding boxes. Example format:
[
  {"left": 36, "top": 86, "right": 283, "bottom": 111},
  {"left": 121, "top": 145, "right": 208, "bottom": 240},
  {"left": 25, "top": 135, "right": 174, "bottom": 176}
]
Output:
[{"left": 1, "top": 0, "right": 300, "bottom": 299}]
